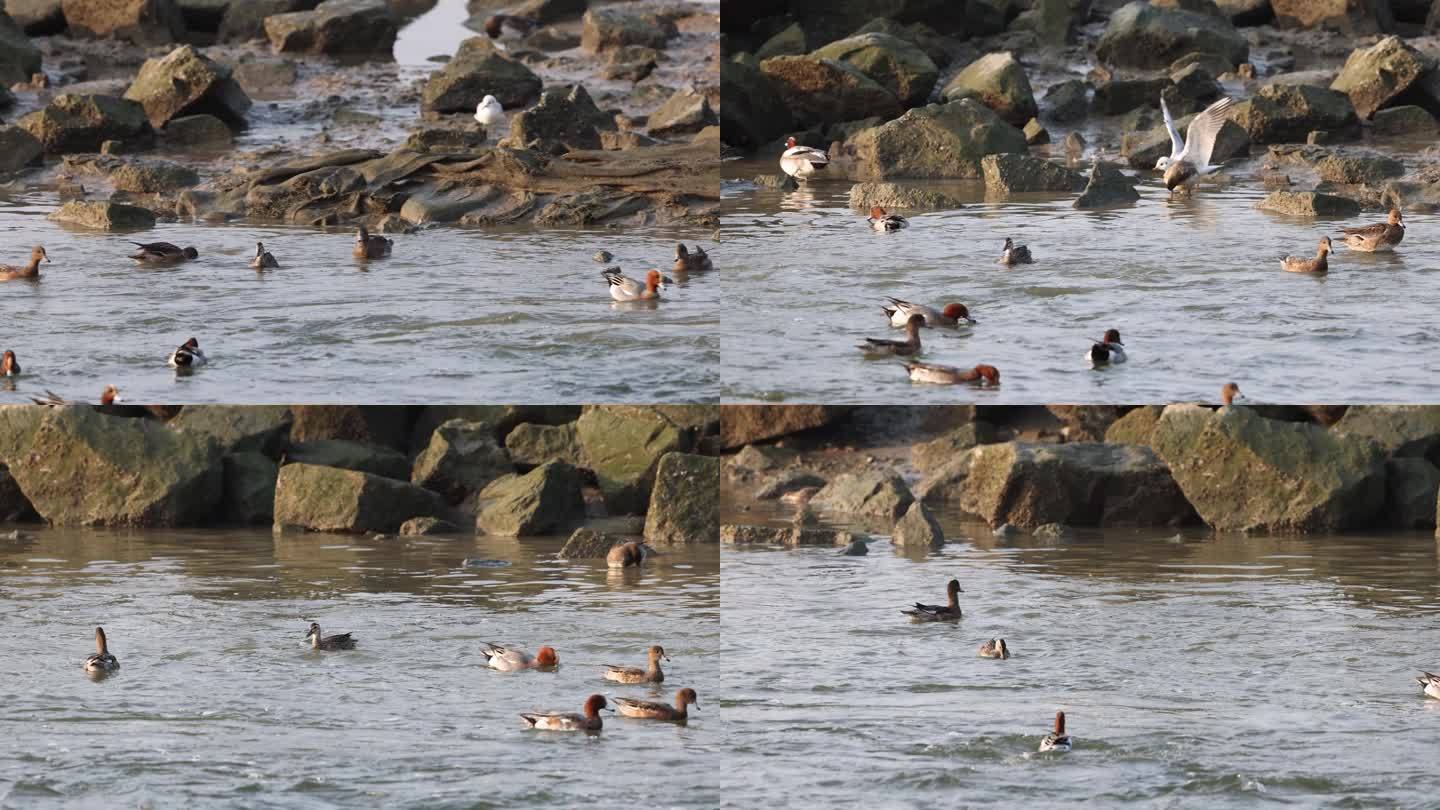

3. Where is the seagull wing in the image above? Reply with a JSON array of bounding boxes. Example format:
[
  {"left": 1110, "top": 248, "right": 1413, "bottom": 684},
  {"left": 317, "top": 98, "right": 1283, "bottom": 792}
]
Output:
[
  {"left": 1161, "top": 96, "right": 1183, "bottom": 161},
  {"left": 1179, "top": 97, "right": 1235, "bottom": 171}
]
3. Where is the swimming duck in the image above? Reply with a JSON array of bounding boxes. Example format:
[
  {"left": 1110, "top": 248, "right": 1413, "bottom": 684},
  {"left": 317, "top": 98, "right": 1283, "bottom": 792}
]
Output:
[
  {"left": 999, "top": 237, "right": 1032, "bottom": 265},
  {"left": 250, "top": 241, "right": 279, "bottom": 269},
  {"left": 1156, "top": 95, "right": 1236, "bottom": 191},
  {"left": 167, "top": 337, "right": 207, "bottom": 369},
  {"left": 1, "top": 350, "right": 18, "bottom": 377},
  {"left": 978, "top": 638, "right": 1010, "bottom": 659},
  {"left": 882, "top": 298, "right": 975, "bottom": 328},
  {"left": 1221, "top": 382, "right": 1244, "bottom": 406},
  {"left": 602, "top": 645, "right": 669, "bottom": 684},
  {"left": 614, "top": 688, "right": 699, "bottom": 723},
  {"left": 31, "top": 385, "right": 123, "bottom": 408},
  {"left": 1280, "top": 236, "right": 1330, "bottom": 274},
  {"left": 474, "top": 94, "right": 505, "bottom": 129},
  {"left": 904, "top": 362, "right": 1000, "bottom": 386},
  {"left": 867, "top": 206, "right": 908, "bottom": 231},
  {"left": 1340, "top": 208, "right": 1404, "bottom": 252},
  {"left": 780, "top": 136, "right": 829, "bottom": 182},
  {"left": 484, "top": 13, "right": 538, "bottom": 39},
  {"left": 84, "top": 626, "right": 120, "bottom": 673},
  {"left": 0, "top": 246, "right": 49, "bottom": 281},
  {"left": 672, "top": 243, "right": 713, "bottom": 274},
  {"left": 603, "top": 268, "right": 668, "bottom": 301},
  {"left": 353, "top": 226, "right": 392, "bottom": 259},
  {"left": 521, "top": 694, "right": 609, "bottom": 731},
  {"left": 129, "top": 241, "right": 198, "bottom": 265},
  {"left": 1087, "top": 328, "right": 1127, "bottom": 367},
  {"left": 480, "top": 643, "right": 559, "bottom": 671},
  {"left": 607, "top": 541, "right": 654, "bottom": 568},
  {"left": 1417, "top": 671, "right": 1440, "bottom": 700},
  {"left": 902, "top": 578, "right": 963, "bottom": 621},
  {"left": 1038, "top": 711, "right": 1072, "bottom": 752},
  {"left": 304, "top": 621, "right": 356, "bottom": 650},
  {"left": 859, "top": 313, "right": 924, "bottom": 357}
]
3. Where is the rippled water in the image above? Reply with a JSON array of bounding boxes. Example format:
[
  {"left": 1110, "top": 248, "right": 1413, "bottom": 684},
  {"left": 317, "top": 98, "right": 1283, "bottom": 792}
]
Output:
[
  {"left": 720, "top": 160, "right": 1440, "bottom": 404},
  {"left": 720, "top": 504, "right": 1440, "bottom": 807},
  {"left": 0, "top": 529, "right": 719, "bottom": 806},
  {"left": 0, "top": 194, "right": 720, "bottom": 403}
]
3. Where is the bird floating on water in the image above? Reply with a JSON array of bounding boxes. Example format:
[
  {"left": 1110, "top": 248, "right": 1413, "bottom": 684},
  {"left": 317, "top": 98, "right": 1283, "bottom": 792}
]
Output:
[
  {"left": 1339, "top": 208, "right": 1404, "bottom": 252},
  {"left": 1087, "top": 328, "right": 1127, "bottom": 367},
  {"left": 168, "top": 337, "right": 207, "bottom": 369},
  {"left": 904, "top": 362, "right": 1000, "bottom": 386},
  {"left": 1038, "top": 711, "right": 1072, "bottom": 752},
  {"left": 1280, "top": 236, "right": 1331, "bottom": 274},
  {"left": 867, "top": 206, "right": 908, "bottom": 231},
  {"left": 999, "top": 237, "right": 1032, "bottom": 265},
  {"left": 84, "top": 626, "right": 120, "bottom": 673},
  {"left": 250, "top": 241, "right": 279, "bottom": 269},
  {"left": 902, "top": 579, "right": 963, "bottom": 621},
  {"left": 0, "top": 245, "right": 48, "bottom": 281}
]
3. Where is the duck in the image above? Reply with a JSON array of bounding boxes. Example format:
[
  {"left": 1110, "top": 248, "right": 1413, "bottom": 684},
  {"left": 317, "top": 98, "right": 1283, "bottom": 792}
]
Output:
[
  {"left": 672, "top": 243, "right": 713, "bottom": 274},
  {"left": 167, "top": 337, "right": 207, "bottom": 369},
  {"left": 250, "top": 241, "right": 279, "bottom": 269},
  {"left": 474, "top": 94, "right": 505, "bottom": 129},
  {"left": 1280, "top": 236, "right": 1331, "bottom": 274},
  {"left": 480, "top": 643, "right": 559, "bottom": 671},
  {"left": 1038, "top": 711, "right": 1072, "bottom": 752},
  {"left": 603, "top": 268, "right": 668, "bottom": 301},
  {"left": 1418, "top": 671, "right": 1440, "bottom": 700},
  {"left": 129, "top": 241, "right": 199, "bottom": 265},
  {"left": 1, "top": 350, "right": 18, "bottom": 377},
  {"left": 84, "top": 626, "right": 120, "bottom": 673},
  {"left": 1340, "top": 208, "right": 1404, "bottom": 252},
  {"left": 978, "top": 638, "right": 1010, "bottom": 659},
  {"left": 304, "top": 621, "right": 356, "bottom": 650},
  {"left": 0, "top": 245, "right": 49, "bottom": 281},
  {"left": 1221, "top": 382, "right": 1244, "bottom": 406},
  {"left": 902, "top": 578, "right": 963, "bottom": 621},
  {"left": 1087, "top": 328, "right": 1127, "bottom": 367},
  {"left": 780, "top": 136, "right": 829, "bottom": 182},
  {"left": 904, "top": 362, "right": 1000, "bottom": 386},
  {"left": 521, "top": 694, "right": 609, "bottom": 731},
  {"left": 999, "top": 237, "right": 1033, "bottom": 265},
  {"left": 867, "top": 206, "right": 908, "bottom": 231},
  {"left": 881, "top": 298, "right": 975, "bottom": 328},
  {"left": 607, "top": 541, "right": 654, "bottom": 568},
  {"left": 31, "top": 385, "right": 123, "bottom": 408},
  {"left": 484, "top": 13, "right": 538, "bottom": 39},
  {"left": 614, "top": 688, "right": 699, "bottom": 723},
  {"left": 1156, "top": 95, "right": 1236, "bottom": 191},
  {"left": 859, "top": 313, "right": 924, "bottom": 357},
  {"left": 353, "top": 226, "right": 392, "bottom": 259},
  {"left": 602, "top": 645, "right": 669, "bottom": 684}
]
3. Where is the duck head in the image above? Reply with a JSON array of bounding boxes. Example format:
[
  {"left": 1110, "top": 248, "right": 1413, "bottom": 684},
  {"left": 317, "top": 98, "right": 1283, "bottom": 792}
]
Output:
[
  {"left": 1103, "top": 328, "right": 1123, "bottom": 345},
  {"left": 869, "top": 206, "right": 887, "bottom": 220},
  {"left": 355, "top": 226, "right": 369, "bottom": 243},
  {"left": 677, "top": 688, "right": 699, "bottom": 710},
  {"left": 304, "top": 622, "right": 321, "bottom": 642},
  {"left": 942, "top": 303, "right": 974, "bottom": 323},
  {"left": 649, "top": 645, "right": 670, "bottom": 663},
  {"left": 947, "top": 578, "right": 963, "bottom": 598},
  {"left": 1221, "top": 382, "right": 1243, "bottom": 405},
  {"left": 1053, "top": 711, "right": 1066, "bottom": 735},
  {"left": 785, "top": 136, "right": 798, "bottom": 149},
  {"left": 182, "top": 247, "right": 199, "bottom": 259},
  {"left": 583, "top": 694, "right": 611, "bottom": 717},
  {"left": 1, "top": 350, "right": 17, "bottom": 375},
  {"left": 535, "top": 646, "right": 559, "bottom": 667},
  {"left": 1389, "top": 208, "right": 1403, "bottom": 225},
  {"left": 32, "top": 245, "right": 49, "bottom": 263},
  {"left": 1317, "top": 236, "right": 1332, "bottom": 256},
  {"left": 100, "top": 385, "right": 122, "bottom": 405},
  {"left": 974, "top": 364, "right": 1000, "bottom": 385}
]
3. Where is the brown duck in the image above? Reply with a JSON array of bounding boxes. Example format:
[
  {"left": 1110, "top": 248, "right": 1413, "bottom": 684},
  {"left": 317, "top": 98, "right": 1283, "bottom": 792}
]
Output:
[
  {"left": 1339, "top": 208, "right": 1404, "bottom": 252},
  {"left": 859, "top": 313, "right": 923, "bottom": 357},
  {"left": 0, "top": 246, "right": 49, "bottom": 280},
  {"left": 1280, "top": 236, "right": 1330, "bottom": 274}
]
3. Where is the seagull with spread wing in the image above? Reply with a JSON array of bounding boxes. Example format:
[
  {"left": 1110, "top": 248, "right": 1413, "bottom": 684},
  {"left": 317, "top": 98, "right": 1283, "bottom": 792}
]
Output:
[{"left": 1153, "top": 96, "right": 1236, "bottom": 192}]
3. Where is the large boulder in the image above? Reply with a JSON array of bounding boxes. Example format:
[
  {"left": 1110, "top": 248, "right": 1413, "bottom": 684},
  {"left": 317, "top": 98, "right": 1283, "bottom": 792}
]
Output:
[
  {"left": 1271, "top": 0, "right": 1393, "bottom": 32},
  {"left": 504, "top": 421, "right": 583, "bottom": 469},
  {"left": 7, "top": 406, "right": 223, "bottom": 527},
  {"left": 1093, "top": 77, "right": 1171, "bottom": 115},
  {"left": 1150, "top": 404, "right": 1387, "bottom": 532},
  {"left": 1332, "top": 405, "right": 1440, "bottom": 461},
  {"left": 719, "top": 59, "right": 791, "bottom": 150},
  {"left": 47, "top": 200, "right": 157, "bottom": 230},
  {"left": 6, "top": 1, "right": 66, "bottom": 35},
  {"left": 0, "top": 126, "right": 43, "bottom": 174},
  {"left": 476, "top": 459, "right": 585, "bottom": 535},
  {"left": 1096, "top": 2, "right": 1248, "bottom": 71},
  {"left": 61, "top": 0, "right": 185, "bottom": 45},
  {"left": 647, "top": 86, "right": 718, "bottom": 138},
  {"left": 643, "top": 452, "right": 718, "bottom": 544},
  {"left": 218, "top": 0, "right": 310, "bottom": 41},
  {"left": 811, "top": 470, "right": 914, "bottom": 519},
  {"left": 580, "top": 6, "right": 676, "bottom": 51},
  {"left": 223, "top": 451, "right": 278, "bottom": 525},
  {"left": 575, "top": 406, "right": 682, "bottom": 515},
  {"left": 265, "top": 0, "right": 398, "bottom": 58},
  {"left": 720, "top": 405, "right": 850, "bottom": 448},
  {"left": 835, "top": 99, "right": 1028, "bottom": 179},
  {"left": 273, "top": 462, "right": 447, "bottom": 533},
  {"left": 18, "top": 94, "right": 149, "bottom": 154},
  {"left": 940, "top": 51, "right": 1037, "bottom": 126},
  {"left": 912, "top": 423, "right": 996, "bottom": 472},
  {"left": 759, "top": 55, "right": 903, "bottom": 127},
  {"left": 1387, "top": 458, "right": 1438, "bottom": 529},
  {"left": 1231, "top": 84, "right": 1358, "bottom": 143},
  {"left": 124, "top": 45, "right": 252, "bottom": 130},
  {"left": 421, "top": 36, "right": 541, "bottom": 113},
  {"left": 959, "top": 441, "right": 1196, "bottom": 529},
  {"left": 1044, "top": 79, "right": 1091, "bottom": 122},
  {"left": 0, "top": 10, "right": 41, "bottom": 85},
  {"left": 507, "top": 83, "right": 614, "bottom": 151},
  {"left": 106, "top": 159, "right": 201, "bottom": 192},
  {"left": 411, "top": 418, "right": 512, "bottom": 504},
  {"left": 288, "top": 439, "right": 411, "bottom": 480},
  {"left": 981, "top": 153, "right": 1085, "bottom": 193},
  {"left": 1330, "top": 36, "right": 1435, "bottom": 120},
  {"left": 811, "top": 32, "right": 939, "bottom": 108},
  {"left": 1105, "top": 405, "right": 1164, "bottom": 445},
  {"left": 0, "top": 463, "right": 36, "bottom": 522},
  {"left": 892, "top": 500, "right": 944, "bottom": 547},
  {"left": 168, "top": 404, "right": 293, "bottom": 454}
]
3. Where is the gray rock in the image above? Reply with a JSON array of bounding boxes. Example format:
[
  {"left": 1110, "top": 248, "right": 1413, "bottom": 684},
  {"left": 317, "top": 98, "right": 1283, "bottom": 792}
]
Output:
[
  {"left": 61, "top": 0, "right": 185, "bottom": 45},
  {"left": 721, "top": 405, "right": 850, "bottom": 448},
  {"left": 476, "top": 460, "right": 586, "bottom": 536},
  {"left": 124, "top": 45, "right": 251, "bottom": 130},
  {"left": 892, "top": 501, "right": 944, "bottom": 547},
  {"left": 1371, "top": 105, "right": 1439, "bottom": 136},
  {"left": 1074, "top": 162, "right": 1141, "bottom": 208},
  {"left": 647, "top": 86, "right": 718, "bottom": 138},
  {"left": 1093, "top": 77, "right": 1170, "bottom": 116},
  {"left": 811, "top": 470, "right": 914, "bottom": 520},
  {"left": 1032, "top": 522, "right": 1072, "bottom": 538},
  {"left": 982, "top": 153, "right": 1085, "bottom": 193},
  {"left": 223, "top": 452, "right": 277, "bottom": 525},
  {"left": 1105, "top": 406, "right": 1165, "bottom": 445},
  {"left": 288, "top": 439, "right": 411, "bottom": 480},
  {"left": 644, "top": 452, "right": 718, "bottom": 544},
  {"left": 265, "top": 0, "right": 398, "bottom": 58},
  {"left": 421, "top": 36, "right": 541, "bottom": 113},
  {"left": 760, "top": 55, "right": 903, "bottom": 128},
  {"left": 1096, "top": 2, "right": 1248, "bottom": 70},
  {"left": 218, "top": 0, "right": 309, "bottom": 41},
  {"left": 412, "top": 418, "right": 512, "bottom": 504},
  {"left": 0, "top": 9, "right": 41, "bottom": 85},
  {"left": 47, "top": 200, "right": 156, "bottom": 230},
  {"left": 1387, "top": 458, "right": 1438, "bottom": 529},
  {"left": 522, "top": 24, "right": 579, "bottom": 51},
  {"left": 847, "top": 181, "right": 965, "bottom": 210},
  {"left": 915, "top": 449, "right": 978, "bottom": 503},
  {"left": 720, "top": 523, "right": 867, "bottom": 547},
  {"left": 1272, "top": 0, "right": 1393, "bottom": 32},
  {"left": 107, "top": 158, "right": 201, "bottom": 192},
  {"left": 504, "top": 421, "right": 583, "bottom": 469},
  {"left": 754, "top": 469, "right": 828, "bottom": 499},
  {"left": 274, "top": 462, "right": 447, "bottom": 533},
  {"left": 400, "top": 516, "right": 457, "bottom": 535},
  {"left": 18, "top": 94, "right": 149, "bottom": 154},
  {"left": 719, "top": 59, "right": 793, "bottom": 151},
  {"left": 810, "top": 32, "right": 939, "bottom": 109},
  {"left": 5, "top": 1, "right": 65, "bottom": 35},
  {"left": 1256, "top": 190, "right": 1360, "bottom": 217},
  {"left": 1232, "top": 83, "right": 1358, "bottom": 144},
  {"left": 580, "top": 6, "right": 676, "bottom": 51},
  {"left": 164, "top": 114, "right": 235, "bottom": 145},
  {"left": 940, "top": 51, "right": 1037, "bottom": 126},
  {"left": 507, "top": 83, "right": 614, "bottom": 151},
  {"left": 559, "top": 526, "right": 622, "bottom": 558},
  {"left": 1023, "top": 118, "right": 1049, "bottom": 144},
  {"left": 168, "top": 405, "right": 292, "bottom": 454},
  {"left": 1313, "top": 152, "right": 1404, "bottom": 184},
  {"left": 756, "top": 21, "right": 805, "bottom": 60},
  {"left": 1332, "top": 405, "right": 1440, "bottom": 459},
  {"left": 1044, "top": 79, "right": 1090, "bottom": 122},
  {"left": 913, "top": 423, "right": 996, "bottom": 472},
  {"left": 575, "top": 406, "right": 683, "bottom": 515},
  {"left": 835, "top": 99, "right": 1027, "bottom": 179},
  {"left": 1331, "top": 36, "right": 1435, "bottom": 120},
  {"left": 0, "top": 126, "right": 43, "bottom": 174}
]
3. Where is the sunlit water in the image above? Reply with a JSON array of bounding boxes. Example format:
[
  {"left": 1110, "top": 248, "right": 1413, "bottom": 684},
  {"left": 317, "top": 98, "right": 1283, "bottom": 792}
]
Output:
[
  {"left": 720, "top": 503, "right": 1440, "bottom": 807},
  {"left": 0, "top": 530, "right": 719, "bottom": 806},
  {"left": 720, "top": 160, "right": 1440, "bottom": 404}
]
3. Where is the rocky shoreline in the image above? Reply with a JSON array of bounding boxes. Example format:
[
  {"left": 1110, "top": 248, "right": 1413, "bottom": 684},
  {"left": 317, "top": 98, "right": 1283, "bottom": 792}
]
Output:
[
  {"left": 721, "top": 404, "right": 1440, "bottom": 543},
  {"left": 0, "top": 404, "right": 720, "bottom": 549},
  {"left": 1, "top": 0, "right": 720, "bottom": 229}
]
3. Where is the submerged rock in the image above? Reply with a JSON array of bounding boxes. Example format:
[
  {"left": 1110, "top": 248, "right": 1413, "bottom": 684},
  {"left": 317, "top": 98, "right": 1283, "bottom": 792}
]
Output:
[
  {"left": 940, "top": 51, "right": 1037, "bottom": 126},
  {"left": 644, "top": 452, "right": 719, "bottom": 544},
  {"left": 18, "top": 94, "right": 149, "bottom": 154},
  {"left": 760, "top": 55, "right": 903, "bottom": 127},
  {"left": 836, "top": 99, "right": 1027, "bottom": 179},
  {"left": 721, "top": 523, "right": 867, "bottom": 547},
  {"left": 1255, "top": 190, "right": 1359, "bottom": 216},
  {"left": 62, "top": 0, "right": 185, "bottom": 45},
  {"left": 847, "top": 182, "right": 965, "bottom": 210},
  {"left": 1096, "top": 2, "right": 1248, "bottom": 70},
  {"left": 422, "top": 36, "right": 541, "bottom": 113},
  {"left": 124, "top": 45, "right": 251, "bottom": 130},
  {"left": 105, "top": 158, "right": 201, "bottom": 192},
  {"left": 400, "top": 516, "right": 457, "bottom": 535},
  {"left": 559, "top": 526, "right": 622, "bottom": 558},
  {"left": 1044, "top": 79, "right": 1091, "bottom": 122},
  {"left": 476, "top": 460, "right": 586, "bottom": 536},
  {"left": 892, "top": 501, "right": 944, "bottom": 548},
  {"left": 1074, "top": 162, "right": 1141, "bottom": 209},
  {"left": 265, "top": 0, "right": 399, "bottom": 58},
  {"left": 0, "top": 10, "right": 42, "bottom": 85},
  {"left": 981, "top": 153, "right": 1085, "bottom": 193},
  {"left": 47, "top": 200, "right": 156, "bottom": 230},
  {"left": 164, "top": 114, "right": 235, "bottom": 145},
  {"left": 274, "top": 462, "right": 448, "bottom": 533},
  {"left": 811, "top": 470, "right": 914, "bottom": 520}
]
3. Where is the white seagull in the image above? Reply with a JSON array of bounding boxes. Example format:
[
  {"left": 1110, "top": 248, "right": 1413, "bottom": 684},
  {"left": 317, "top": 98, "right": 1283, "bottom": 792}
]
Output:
[
  {"left": 779, "top": 136, "right": 829, "bottom": 182},
  {"left": 1153, "top": 95, "right": 1236, "bottom": 191},
  {"left": 474, "top": 95, "right": 504, "bottom": 129}
]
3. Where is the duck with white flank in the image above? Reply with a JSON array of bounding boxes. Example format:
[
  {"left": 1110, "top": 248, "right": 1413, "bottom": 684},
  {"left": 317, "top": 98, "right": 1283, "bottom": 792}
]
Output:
[
  {"left": 1038, "top": 711, "right": 1072, "bottom": 752},
  {"left": 250, "top": 242, "right": 279, "bottom": 269},
  {"left": 130, "top": 242, "right": 198, "bottom": 265},
  {"left": 867, "top": 207, "right": 908, "bottom": 231},
  {"left": 904, "top": 362, "right": 1000, "bottom": 386},
  {"left": 858, "top": 313, "right": 923, "bottom": 357},
  {"left": 353, "top": 226, "right": 392, "bottom": 259},
  {"left": 521, "top": 694, "right": 609, "bottom": 731},
  {"left": 603, "top": 268, "right": 668, "bottom": 301},
  {"left": 780, "top": 136, "right": 829, "bottom": 182},
  {"left": 167, "top": 338, "right": 207, "bottom": 369},
  {"left": 978, "top": 639, "right": 1010, "bottom": 659},
  {"left": 673, "top": 243, "right": 713, "bottom": 274},
  {"left": 882, "top": 297, "right": 975, "bottom": 328},
  {"left": 1156, "top": 95, "right": 1236, "bottom": 192},
  {"left": 304, "top": 622, "right": 356, "bottom": 650},
  {"left": 1087, "top": 328, "right": 1127, "bottom": 367},
  {"left": 999, "top": 237, "right": 1032, "bottom": 265},
  {"left": 1418, "top": 671, "right": 1440, "bottom": 700},
  {"left": 1339, "top": 208, "right": 1404, "bottom": 252},
  {"left": 1281, "top": 236, "right": 1331, "bottom": 274},
  {"left": 84, "top": 626, "right": 120, "bottom": 673}
]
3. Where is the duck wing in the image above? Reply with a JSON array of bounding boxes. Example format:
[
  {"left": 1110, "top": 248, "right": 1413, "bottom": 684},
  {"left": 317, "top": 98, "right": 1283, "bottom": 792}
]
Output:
[
  {"left": 130, "top": 241, "right": 182, "bottom": 255},
  {"left": 1339, "top": 222, "right": 1386, "bottom": 237},
  {"left": 1160, "top": 96, "right": 1184, "bottom": 161},
  {"left": 1179, "top": 97, "right": 1235, "bottom": 170}
]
